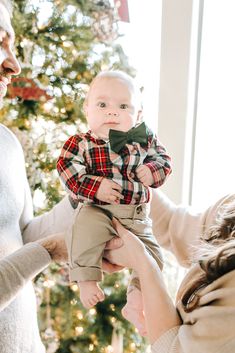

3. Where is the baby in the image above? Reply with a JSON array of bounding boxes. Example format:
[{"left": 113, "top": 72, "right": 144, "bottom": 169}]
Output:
[{"left": 57, "top": 70, "right": 172, "bottom": 335}]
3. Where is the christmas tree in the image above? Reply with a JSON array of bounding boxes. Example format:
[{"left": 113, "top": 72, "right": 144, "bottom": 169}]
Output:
[{"left": 1, "top": 0, "right": 149, "bottom": 352}]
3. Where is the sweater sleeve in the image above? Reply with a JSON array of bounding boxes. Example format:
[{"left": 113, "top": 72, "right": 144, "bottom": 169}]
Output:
[
  {"left": 22, "top": 195, "right": 78, "bottom": 243},
  {"left": 0, "top": 243, "right": 50, "bottom": 311},
  {"left": 151, "top": 326, "right": 180, "bottom": 353},
  {"left": 151, "top": 269, "right": 235, "bottom": 353},
  {"left": 150, "top": 190, "right": 235, "bottom": 267}
]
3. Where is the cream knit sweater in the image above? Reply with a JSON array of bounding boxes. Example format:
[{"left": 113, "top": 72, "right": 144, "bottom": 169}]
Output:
[
  {"left": 0, "top": 124, "right": 75, "bottom": 353},
  {"left": 149, "top": 190, "right": 235, "bottom": 353}
]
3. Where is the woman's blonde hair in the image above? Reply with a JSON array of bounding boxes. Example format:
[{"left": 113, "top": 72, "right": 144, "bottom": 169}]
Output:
[{"left": 182, "top": 198, "right": 235, "bottom": 312}]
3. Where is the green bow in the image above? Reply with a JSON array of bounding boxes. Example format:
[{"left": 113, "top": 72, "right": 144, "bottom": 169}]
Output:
[{"left": 109, "top": 122, "right": 148, "bottom": 154}]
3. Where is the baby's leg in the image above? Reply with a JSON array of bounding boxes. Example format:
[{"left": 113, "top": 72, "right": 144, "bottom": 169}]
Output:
[
  {"left": 79, "top": 281, "right": 105, "bottom": 309},
  {"left": 122, "top": 287, "right": 147, "bottom": 336}
]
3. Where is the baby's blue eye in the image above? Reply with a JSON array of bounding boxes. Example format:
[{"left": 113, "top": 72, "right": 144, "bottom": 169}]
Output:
[
  {"left": 120, "top": 104, "right": 128, "bottom": 109},
  {"left": 98, "top": 102, "right": 106, "bottom": 108}
]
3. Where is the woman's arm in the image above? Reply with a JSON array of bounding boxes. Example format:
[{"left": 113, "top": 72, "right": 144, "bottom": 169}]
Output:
[
  {"left": 0, "top": 243, "right": 50, "bottom": 311},
  {"left": 105, "top": 219, "right": 181, "bottom": 344},
  {"left": 0, "top": 232, "right": 69, "bottom": 312},
  {"left": 137, "top": 252, "right": 181, "bottom": 343},
  {"left": 150, "top": 190, "right": 234, "bottom": 266},
  {"left": 22, "top": 195, "right": 77, "bottom": 243}
]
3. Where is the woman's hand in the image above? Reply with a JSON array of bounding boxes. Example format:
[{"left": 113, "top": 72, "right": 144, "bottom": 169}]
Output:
[
  {"left": 104, "top": 218, "right": 149, "bottom": 271},
  {"left": 37, "top": 233, "right": 68, "bottom": 262},
  {"left": 103, "top": 236, "right": 124, "bottom": 273}
]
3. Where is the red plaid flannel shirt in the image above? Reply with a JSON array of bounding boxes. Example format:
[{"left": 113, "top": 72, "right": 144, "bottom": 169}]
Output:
[{"left": 57, "top": 128, "right": 171, "bottom": 206}]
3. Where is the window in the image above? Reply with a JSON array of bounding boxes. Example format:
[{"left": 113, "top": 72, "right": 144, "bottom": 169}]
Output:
[{"left": 191, "top": 0, "right": 235, "bottom": 208}]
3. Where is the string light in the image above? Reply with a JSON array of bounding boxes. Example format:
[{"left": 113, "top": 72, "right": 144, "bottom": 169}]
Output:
[
  {"left": 70, "top": 298, "right": 78, "bottom": 305},
  {"left": 76, "top": 311, "right": 83, "bottom": 320},
  {"left": 105, "top": 345, "right": 114, "bottom": 353},
  {"left": 89, "top": 308, "right": 97, "bottom": 315},
  {"left": 43, "top": 279, "right": 55, "bottom": 288},
  {"left": 129, "top": 342, "right": 136, "bottom": 351},
  {"left": 75, "top": 326, "right": 84, "bottom": 335},
  {"left": 110, "top": 304, "right": 115, "bottom": 311},
  {"left": 110, "top": 317, "right": 116, "bottom": 323},
  {"left": 89, "top": 343, "right": 94, "bottom": 351},
  {"left": 71, "top": 284, "right": 79, "bottom": 292}
]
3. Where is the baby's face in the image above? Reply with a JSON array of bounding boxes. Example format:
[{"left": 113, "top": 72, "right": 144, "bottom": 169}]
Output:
[{"left": 84, "top": 77, "right": 142, "bottom": 139}]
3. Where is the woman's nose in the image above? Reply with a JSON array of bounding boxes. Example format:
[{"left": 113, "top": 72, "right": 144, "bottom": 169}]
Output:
[{"left": 2, "top": 51, "right": 21, "bottom": 76}]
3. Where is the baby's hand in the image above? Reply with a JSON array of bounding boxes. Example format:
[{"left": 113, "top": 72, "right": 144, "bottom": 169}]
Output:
[
  {"left": 136, "top": 165, "right": 154, "bottom": 186},
  {"left": 95, "top": 178, "right": 124, "bottom": 204}
]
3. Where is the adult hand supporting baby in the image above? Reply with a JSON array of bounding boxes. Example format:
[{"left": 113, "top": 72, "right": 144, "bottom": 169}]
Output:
[
  {"left": 104, "top": 218, "right": 148, "bottom": 270},
  {"left": 103, "top": 235, "right": 124, "bottom": 273},
  {"left": 37, "top": 231, "right": 124, "bottom": 273}
]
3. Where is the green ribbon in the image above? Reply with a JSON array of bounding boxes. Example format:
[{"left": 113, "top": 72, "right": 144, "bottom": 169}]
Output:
[{"left": 109, "top": 122, "right": 148, "bottom": 154}]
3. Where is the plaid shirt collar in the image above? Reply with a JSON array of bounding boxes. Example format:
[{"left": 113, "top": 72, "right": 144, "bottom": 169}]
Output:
[{"left": 85, "top": 130, "right": 109, "bottom": 145}]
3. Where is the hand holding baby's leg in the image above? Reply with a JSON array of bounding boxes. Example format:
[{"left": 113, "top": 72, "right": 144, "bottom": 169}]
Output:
[{"left": 79, "top": 281, "right": 105, "bottom": 308}]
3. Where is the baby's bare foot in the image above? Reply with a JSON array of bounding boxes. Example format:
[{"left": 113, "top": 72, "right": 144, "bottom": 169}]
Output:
[{"left": 79, "top": 281, "right": 105, "bottom": 309}]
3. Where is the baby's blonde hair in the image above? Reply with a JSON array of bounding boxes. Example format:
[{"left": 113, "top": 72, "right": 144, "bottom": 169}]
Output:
[{"left": 85, "top": 70, "right": 142, "bottom": 111}]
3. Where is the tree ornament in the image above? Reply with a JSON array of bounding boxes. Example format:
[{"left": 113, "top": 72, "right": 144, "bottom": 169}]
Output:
[{"left": 7, "top": 77, "right": 51, "bottom": 102}]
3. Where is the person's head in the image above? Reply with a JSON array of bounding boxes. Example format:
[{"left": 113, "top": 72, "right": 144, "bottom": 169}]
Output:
[
  {"left": 0, "top": 0, "right": 21, "bottom": 108},
  {"left": 83, "top": 70, "right": 143, "bottom": 139},
  {"left": 182, "top": 197, "right": 235, "bottom": 312}
]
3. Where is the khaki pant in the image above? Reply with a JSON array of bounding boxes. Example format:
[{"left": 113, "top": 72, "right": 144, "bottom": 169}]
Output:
[{"left": 67, "top": 203, "right": 163, "bottom": 290}]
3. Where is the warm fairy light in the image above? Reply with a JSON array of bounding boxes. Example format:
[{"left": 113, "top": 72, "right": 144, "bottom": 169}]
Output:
[
  {"left": 114, "top": 282, "right": 119, "bottom": 288},
  {"left": 89, "top": 308, "right": 97, "bottom": 315},
  {"left": 63, "top": 41, "right": 72, "bottom": 47},
  {"left": 76, "top": 311, "right": 83, "bottom": 320},
  {"left": 70, "top": 298, "right": 78, "bottom": 305},
  {"left": 71, "top": 284, "right": 79, "bottom": 292},
  {"left": 110, "top": 304, "right": 115, "bottom": 311},
  {"left": 43, "top": 102, "right": 53, "bottom": 112},
  {"left": 110, "top": 317, "right": 116, "bottom": 323},
  {"left": 53, "top": 107, "right": 59, "bottom": 113},
  {"left": 75, "top": 326, "right": 84, "bottom": 335},
  {"left": 105, "top": 345, "right": 113, "bottom": 353},
  {"left": 89, "top": 344, "right": 94, "bottom": 351},
  {"left": 43, "top": 279, "right": 55, "bottom": 288},
  {"left": 91, "top": 334, "right": 98, "bottom": 345},
  {"left": 130, "top": 342, "right": 136, "bottom": 351}
]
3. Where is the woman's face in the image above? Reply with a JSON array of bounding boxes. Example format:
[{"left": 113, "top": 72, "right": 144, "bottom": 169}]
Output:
[{"left": 0, "top": 3, "right": 21, "bottom": 107}]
